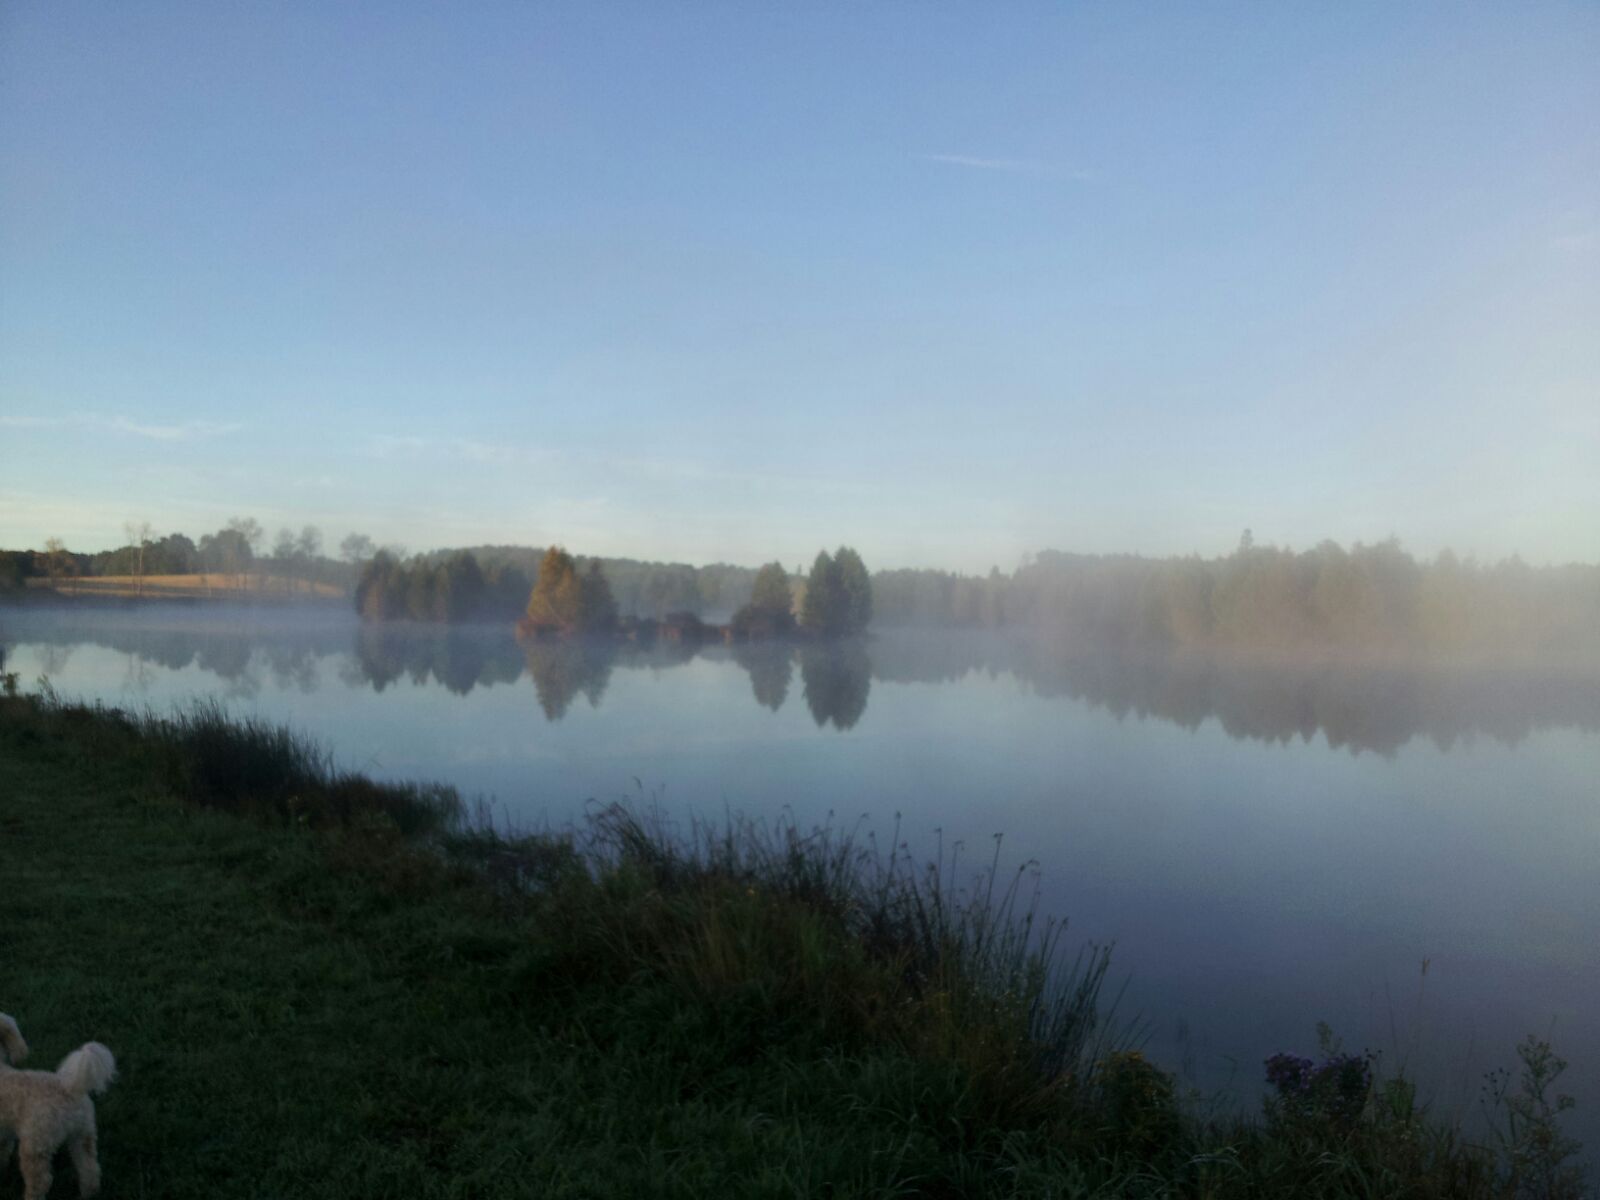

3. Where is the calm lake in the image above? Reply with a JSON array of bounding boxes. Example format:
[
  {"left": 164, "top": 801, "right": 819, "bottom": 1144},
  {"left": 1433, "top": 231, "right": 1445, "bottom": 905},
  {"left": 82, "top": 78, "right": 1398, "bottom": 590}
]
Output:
[{"left": 4, "top": 605, "right": 1598, "bottom": 1142}]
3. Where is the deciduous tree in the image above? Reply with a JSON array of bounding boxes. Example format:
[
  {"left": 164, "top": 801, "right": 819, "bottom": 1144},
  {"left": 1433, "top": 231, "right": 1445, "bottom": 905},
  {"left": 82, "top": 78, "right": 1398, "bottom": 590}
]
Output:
[
  {"left": 123, "top": 519, "right": 153, "bottom": 596},
  {"left": 526, "top": 547, "right": 583, "bottom": 631},
  {"left": 295, "top": 526, "right": 323, "bottom": 594},
  {"left": 43, "top": 537, "right": 73, "bottom": 592},
  {"left": 340, "top": 533, "right": 375, "bottom": 564}
]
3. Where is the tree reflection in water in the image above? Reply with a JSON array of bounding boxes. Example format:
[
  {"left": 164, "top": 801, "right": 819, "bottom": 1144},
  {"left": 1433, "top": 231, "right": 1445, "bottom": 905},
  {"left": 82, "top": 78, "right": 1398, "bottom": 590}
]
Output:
[
  {"left": 798, "top": 641, "right": 871, "bottom": 731},
  {"left": 731, "top": 642, "right": 793, "bottom": 712},
  {"left": 356, "top": 626, "right": 525, "bottom": 696},
  {"left": 2, "top": 611, "right": 1598, "bottom": 751},
  {"left": 523, "top": 637, "right": 617, "bottom": 721}
]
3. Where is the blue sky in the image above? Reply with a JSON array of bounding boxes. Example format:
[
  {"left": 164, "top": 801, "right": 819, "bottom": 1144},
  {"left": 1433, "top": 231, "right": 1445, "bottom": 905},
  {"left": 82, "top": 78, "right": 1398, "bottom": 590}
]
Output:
[{"left": 2, "top": 3, "right": 1596, "bottom": 571}]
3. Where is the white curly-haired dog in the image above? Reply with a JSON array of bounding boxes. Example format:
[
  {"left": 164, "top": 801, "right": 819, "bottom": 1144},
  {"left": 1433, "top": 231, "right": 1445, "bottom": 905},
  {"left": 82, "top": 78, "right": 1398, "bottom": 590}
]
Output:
[{"left": 0, "top": 1013, "right": 116, "bottom": 1199}]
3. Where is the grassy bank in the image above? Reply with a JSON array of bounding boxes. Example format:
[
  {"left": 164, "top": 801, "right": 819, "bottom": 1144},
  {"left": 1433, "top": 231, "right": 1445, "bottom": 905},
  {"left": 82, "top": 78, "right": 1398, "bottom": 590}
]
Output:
[{"left": 0, "top": 685, "right": 1587, "bottom": 1198}]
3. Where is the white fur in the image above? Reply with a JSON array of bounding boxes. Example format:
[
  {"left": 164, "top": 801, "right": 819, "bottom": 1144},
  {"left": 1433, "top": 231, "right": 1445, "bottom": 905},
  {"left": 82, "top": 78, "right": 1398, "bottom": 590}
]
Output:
[
  {"left": 56, "top": 1044, "right": 116, "bottom": 1098},
  {"left": 0, "top": 1014, "right": 28, "bottom": 1066},
  {"left": 0, "top": 1015, "right": 114, "bottom": 1199}
]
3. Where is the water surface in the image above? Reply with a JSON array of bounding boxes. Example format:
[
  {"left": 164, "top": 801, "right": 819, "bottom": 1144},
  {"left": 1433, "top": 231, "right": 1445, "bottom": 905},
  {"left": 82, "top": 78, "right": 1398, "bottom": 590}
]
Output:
[{"left": 4, "top": 605, "right": 1596, "bottom": 1143}]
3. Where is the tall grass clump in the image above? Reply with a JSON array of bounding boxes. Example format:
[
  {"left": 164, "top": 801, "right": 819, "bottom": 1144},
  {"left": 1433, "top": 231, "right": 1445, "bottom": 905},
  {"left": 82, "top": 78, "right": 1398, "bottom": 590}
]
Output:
[
  {"left": 2, "top": 686, "right": 461, "bottom": 837},
  {"left": 149, "top": 698, "right": 461, "bottom": 835},
  {"left": 575, "top": 805, "right": 1116, "bottom": 1110}
]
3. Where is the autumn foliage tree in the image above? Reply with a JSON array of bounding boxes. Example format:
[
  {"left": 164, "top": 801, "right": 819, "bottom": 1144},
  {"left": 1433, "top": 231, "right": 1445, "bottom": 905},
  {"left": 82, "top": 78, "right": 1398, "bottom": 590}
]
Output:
[
  {"left": 526, "top": 547, "right": 581, "bottom": 630},
  {"left": 525, "top": 547, "right": 618, "bottom": 634}
]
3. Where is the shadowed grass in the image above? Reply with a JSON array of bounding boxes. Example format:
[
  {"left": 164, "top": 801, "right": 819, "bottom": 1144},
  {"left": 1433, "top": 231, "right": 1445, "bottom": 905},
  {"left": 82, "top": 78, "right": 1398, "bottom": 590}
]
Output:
[
  {"left": 154, "top": 697, "right": 460, "bottom": 836},
  {"left": 0, "top": 683, "right": 1589, "bottom": 1198},
  {"left": 9, "top": 684, "right": 460, "bottom": 835}
]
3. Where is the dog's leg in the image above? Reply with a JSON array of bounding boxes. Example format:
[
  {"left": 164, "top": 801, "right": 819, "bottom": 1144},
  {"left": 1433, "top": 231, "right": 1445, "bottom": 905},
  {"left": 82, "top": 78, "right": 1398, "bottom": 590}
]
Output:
[
  {"left": 71, "top": 1132, "right": 102, "bottom": 1198},
  {"left": 19, "top": 1144, "right": 53, "bottom": 1200},
  {"left": 0, "top": 1130, "right": 14, "bottom": 1171}
]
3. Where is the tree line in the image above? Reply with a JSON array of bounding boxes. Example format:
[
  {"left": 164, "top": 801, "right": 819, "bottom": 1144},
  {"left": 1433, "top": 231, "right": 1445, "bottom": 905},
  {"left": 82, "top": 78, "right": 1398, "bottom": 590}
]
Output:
[
  {"left": 354, "top": 551, "right": 531, "bottom": 623},
  {"left": 0, "top": 519, "right": 383, "bottom": 597},
  {"left": 9, "top": 523, "right": 1596, "bottom": 656},
  {"left": 872, "top": 537, "right": 1600, "bottom": 656},
  {"left": 418, "top": 546, "right": 768, "bottom": 620}
]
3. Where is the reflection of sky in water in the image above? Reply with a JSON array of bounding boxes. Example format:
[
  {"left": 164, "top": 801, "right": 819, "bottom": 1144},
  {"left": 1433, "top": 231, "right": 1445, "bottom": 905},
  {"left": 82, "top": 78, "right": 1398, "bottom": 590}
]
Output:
[{"left": 3, "top": 609, "right": 1598, "bottom": 1144}]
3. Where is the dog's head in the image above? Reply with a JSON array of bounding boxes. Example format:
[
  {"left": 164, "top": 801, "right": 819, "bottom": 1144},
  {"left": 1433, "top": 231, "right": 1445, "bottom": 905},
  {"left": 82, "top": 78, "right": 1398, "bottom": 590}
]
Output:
[{"left": 0, "top": 1014, "right": 28, "bottom": 1066}]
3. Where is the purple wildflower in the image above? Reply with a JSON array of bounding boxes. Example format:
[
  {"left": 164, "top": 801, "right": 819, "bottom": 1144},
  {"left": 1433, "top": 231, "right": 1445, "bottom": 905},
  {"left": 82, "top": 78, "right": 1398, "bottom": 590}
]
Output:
[
  {"left": 1267, "top": 1050, "right": 1373, "bottom": 1124},
  {"left": 1265, "top": 1053, "right": 1315, "bottom": 1095}
]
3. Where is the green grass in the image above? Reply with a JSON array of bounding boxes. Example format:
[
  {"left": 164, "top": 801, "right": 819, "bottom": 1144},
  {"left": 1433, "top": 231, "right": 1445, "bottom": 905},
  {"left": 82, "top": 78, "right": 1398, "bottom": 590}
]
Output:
[{"left": 0, "top": 686, "right": 1589, "bottom": 1198}]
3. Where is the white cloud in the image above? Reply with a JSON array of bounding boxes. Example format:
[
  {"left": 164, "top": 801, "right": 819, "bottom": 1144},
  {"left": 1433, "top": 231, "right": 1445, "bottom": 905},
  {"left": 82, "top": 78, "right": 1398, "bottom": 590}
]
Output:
[
  {"left": 107, "top": 416, "right": 242, "bottom": 441},
  {"left": 0, "top": 412, "right": 242, "bottom": 441},
  {"left": 449, "top": 438, "right": 566, "bottom": 467},
  {"left": 366, "top": 434, "right": 431, "bottom": 458},
  {"left": 1548, "top": 230, "right": 1596, "bottom": 252}
]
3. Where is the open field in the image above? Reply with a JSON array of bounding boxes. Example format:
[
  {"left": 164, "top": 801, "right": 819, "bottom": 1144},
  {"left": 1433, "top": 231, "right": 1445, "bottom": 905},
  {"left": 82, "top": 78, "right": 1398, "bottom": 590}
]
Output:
[
  {"left": 25, "top": 573, "right": 345, "bottom": 601},
  {"left": 0, "top": 690, "right": 1587, "bottom": 1198}
]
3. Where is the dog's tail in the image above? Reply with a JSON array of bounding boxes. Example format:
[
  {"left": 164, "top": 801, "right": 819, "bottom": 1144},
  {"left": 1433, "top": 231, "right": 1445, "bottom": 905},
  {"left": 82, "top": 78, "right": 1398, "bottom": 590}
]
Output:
[
  {"left": 0, "top": 1014, "right": 28, "bottom": 1066},
  {"left": 56, "top": 1043, "right": 116, "bottom": 1097}
]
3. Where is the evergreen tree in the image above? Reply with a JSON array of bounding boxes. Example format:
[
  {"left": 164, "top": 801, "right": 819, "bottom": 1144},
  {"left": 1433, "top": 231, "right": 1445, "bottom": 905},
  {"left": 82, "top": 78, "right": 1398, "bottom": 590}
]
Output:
[
  {"left": 749, "top": 561, "right": 793, "bottom": 616},
  {"left": 731, "top": 560, "right": 797, "bottom": 638},
  {"left": 485, "top": 563, "right": 531, "bottom": 620},
  {"left": 577, "top": 559, "right": 619, "bottom": 632},
  {"left": 801, "top": 551, "right": 844, "bottom": 634},
  {"left": 406, "top": 561, "right": 437, "bottom": 620},
  {"left": 801, "top": 548, "right": 871, "bottom": 635},
  {"left": 355, "top": 551, "right": 400, "bottom": 620},
  {"left": 833, "top": 546, "right": 872, "bottom": 633},
  {"left": 437, "top": 551, "right": 487, "bottom": 622}
]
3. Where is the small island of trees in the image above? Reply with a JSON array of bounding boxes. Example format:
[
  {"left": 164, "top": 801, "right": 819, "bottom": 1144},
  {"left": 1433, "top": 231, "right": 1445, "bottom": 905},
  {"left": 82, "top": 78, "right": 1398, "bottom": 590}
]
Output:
[
  {"left": 334, "top": 540, "right": 876, "bottom": 643},
  {"left": 516, "top": 545, "right": 873, "bottom": 643},
  {"left": 353, "top": 540, "right": 876, "bottom": 645}
]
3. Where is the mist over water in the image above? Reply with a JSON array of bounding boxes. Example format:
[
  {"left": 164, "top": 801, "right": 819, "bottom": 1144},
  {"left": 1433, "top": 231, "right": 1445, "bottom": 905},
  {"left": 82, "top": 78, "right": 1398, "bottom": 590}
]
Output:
[
  {"left": 8, "top": 605, "right": 1598, "bottom": 752},
  {"left": 4, "top": 604, "right": 1597, "bottom": 1142}
]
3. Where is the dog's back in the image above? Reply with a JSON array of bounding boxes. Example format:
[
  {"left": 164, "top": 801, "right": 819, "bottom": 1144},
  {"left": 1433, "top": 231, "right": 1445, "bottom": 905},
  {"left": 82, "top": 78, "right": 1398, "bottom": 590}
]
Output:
[{"left": 0, "top": 1065, "right": 97, "bottom": 1128}]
